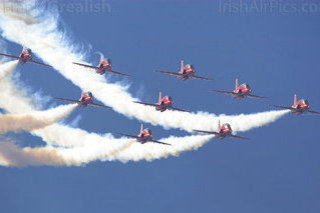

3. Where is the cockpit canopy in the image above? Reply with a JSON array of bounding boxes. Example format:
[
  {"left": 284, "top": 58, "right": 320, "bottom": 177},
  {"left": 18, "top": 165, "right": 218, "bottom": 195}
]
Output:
[
  {"left": 87, "top": 92, "right": 93, "bottom": 97},
  {"left": 144, "top": 128, "right": 152, "bottom": 134},
  {"left": 240, "top": 83, "right": 251, "bottom": 89},
  {"left": 222, "top": 123, "right": 232, "bottom": 130},
  {"left": 164, "top": 96, "right": 172, "bottom": 101},
  {"left": 105, "top": 58, "right": 111, "bottom": 63},
  {"left": 185, "top": 64, "right": 194, "bottom": 69},
  {"left": 300, "top": 99, "right": 309, "bottom": 105}
]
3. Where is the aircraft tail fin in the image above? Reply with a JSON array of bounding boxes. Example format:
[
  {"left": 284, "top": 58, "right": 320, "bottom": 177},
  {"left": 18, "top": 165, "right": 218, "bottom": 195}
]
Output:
[
  {"left": 159, "top": 92, "right": 162, "bottom": 103},
  {"left": 294, "top": 94, "right": 297, "bottom": 105},
  {"left": 99, "top": 54, "right": 103, "bottom": 63},
  {"left": 218, "top": 120, "right": 221, "bottom": 129},
  {"left": 235, "top": 78, "right": 239, "bottom": 89},
  {"left": 140, "top": 124, "right": 143, "bottom": 133},
  {"left": 180, "top": 60, "right": 184, "bottom": 73}
]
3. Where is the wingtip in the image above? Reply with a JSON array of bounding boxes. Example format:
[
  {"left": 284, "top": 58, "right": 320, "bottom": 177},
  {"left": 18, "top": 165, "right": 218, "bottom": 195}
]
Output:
[
  {"left": 114, "top": 132, "right": 123, "bottom": 136},
  {"left": 44, "top": 63, "right": 53, "bottom": 68},
  {"left": 241, "top": 136, "right": 250, "bottom": 140},
  {"left": 159, "top": 142, "right": 172, "bottom": 146},
  {"left": 118, "top": 73, "right": 131, "bottom": 77}
]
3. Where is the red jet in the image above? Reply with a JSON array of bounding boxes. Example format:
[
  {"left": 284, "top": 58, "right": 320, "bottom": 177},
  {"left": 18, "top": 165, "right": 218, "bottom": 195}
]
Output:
[
  {"left": 210, "top": 79, "right": 268, "bottom": 100},
  {"left": 73, "top": 54, "right": 129, "bottom": 77},
  {"left": 193, "top": 120, "right": 249, "bottom": 140},
  {"left": 271, "top": 94, "right": 320, "bottom": 115},
  {"left": 155, "top": 60, "right": 212, "bottom": 81},
  {"left": 116, "top": 124, "right": 171, "bottom": 146},
  {"left": 54, "top": 91, "right": 110, "bottom": 108},
  {"left": 0, "top": 48, "right": 51, "bottom": 67},
  {"left": 134, "top": 92, "right": 189, "bottom": 112}
]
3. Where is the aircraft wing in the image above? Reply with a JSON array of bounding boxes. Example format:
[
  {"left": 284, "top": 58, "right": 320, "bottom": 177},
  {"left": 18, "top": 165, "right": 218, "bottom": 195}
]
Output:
[
  {"left": 230, "top": 134, "right": 249, "bottom": 140},
  {"left": 150, "top": 140, "right": 171, "bottom": 146},
  {"left": 192, "top": 75, "right": 213, "bottom": 81},
  {"left": 0, "top": 53, "right": 20, "bottom": 60},
  {"left": 270, "top": 105, "right": 293, "bottom": 110},
  {"left": 307, "top": 110, "right": 320, "bottom": 114},
  {"left": 54, "top": 97, "right": 80, "bottom": 104},
  {"left": 246, "top": 94, "right": 268, "bottom": 99},
  {"left": 134, "top": 101, "right": 158, "bottom": 107},
  {"left": 193, "top": 129, "right": 218, "bottom": 135},
  {"left": 210, "top": 90, "right": 235, "bottom": 95},
  {"left": 107, "top": 70, "right": 130, "bottom": 77},
  {"left": 170, "top": 107, "right": 190, "bottom": 112},
  {"left": 74, "top": 62, "right": 129, "bottom": 77},
  {"left": 115, "top": 132, "right": 139, "bottom": 139},
  {"left": 155, "top": 70, "right": 182, "bottom": 76},
  {"left": 88, "top": 103, "right": 111, "bottom": 108},
  {"left": 30, "top": 60, "right": 52, "bottom": 67},
  {"left": 73, "top": 62, "right": 99, "bottom": 70}
]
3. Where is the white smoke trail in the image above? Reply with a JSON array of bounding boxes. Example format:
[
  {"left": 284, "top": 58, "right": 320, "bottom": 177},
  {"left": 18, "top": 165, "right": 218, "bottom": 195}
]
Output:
[
  {"left": 0, "top": 104, "right": 77, "bottom": 133},
  {"left": 0, "top": 61, "right": 39, "bottom": 113},
  {"left": 0, "top": 60, "right": 18, "bottom": 80},
  {"left": 0, "top": 61, "right": 216, "bottom": 165},
  {"left": 0, "top": 1, "right": 290, "bottom": 166},
  {"left": 0, "top": 2, "right": 289, "bottom": 134},
  {"left": 114, "top": 135, "right": 214, "bottom": 162},
  {"left": 0, "top": 61, "right": 213, "bottom": 152},
  {"left": 0, "top": 64, "right": 275, "bottom": 167},
  {"left": 0, "top": 141, "right": 67, "bottom": 167},
  {"left": 0, "top": 133, "right": 213, "bottom": 167},
  {"left": 0, "top": 59, "right": 78, "bottom": 134},
  {"left": 0, "top": 137, "right": 132, "bottom": 167},
  {"left": 0, "top": 74, "right": 216, "bottom": 163}
]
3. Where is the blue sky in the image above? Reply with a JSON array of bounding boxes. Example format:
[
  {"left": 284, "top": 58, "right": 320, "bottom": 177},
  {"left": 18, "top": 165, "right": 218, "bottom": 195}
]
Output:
[{"left": 1, "top": 1, "right": 320, "bottom": 212}]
